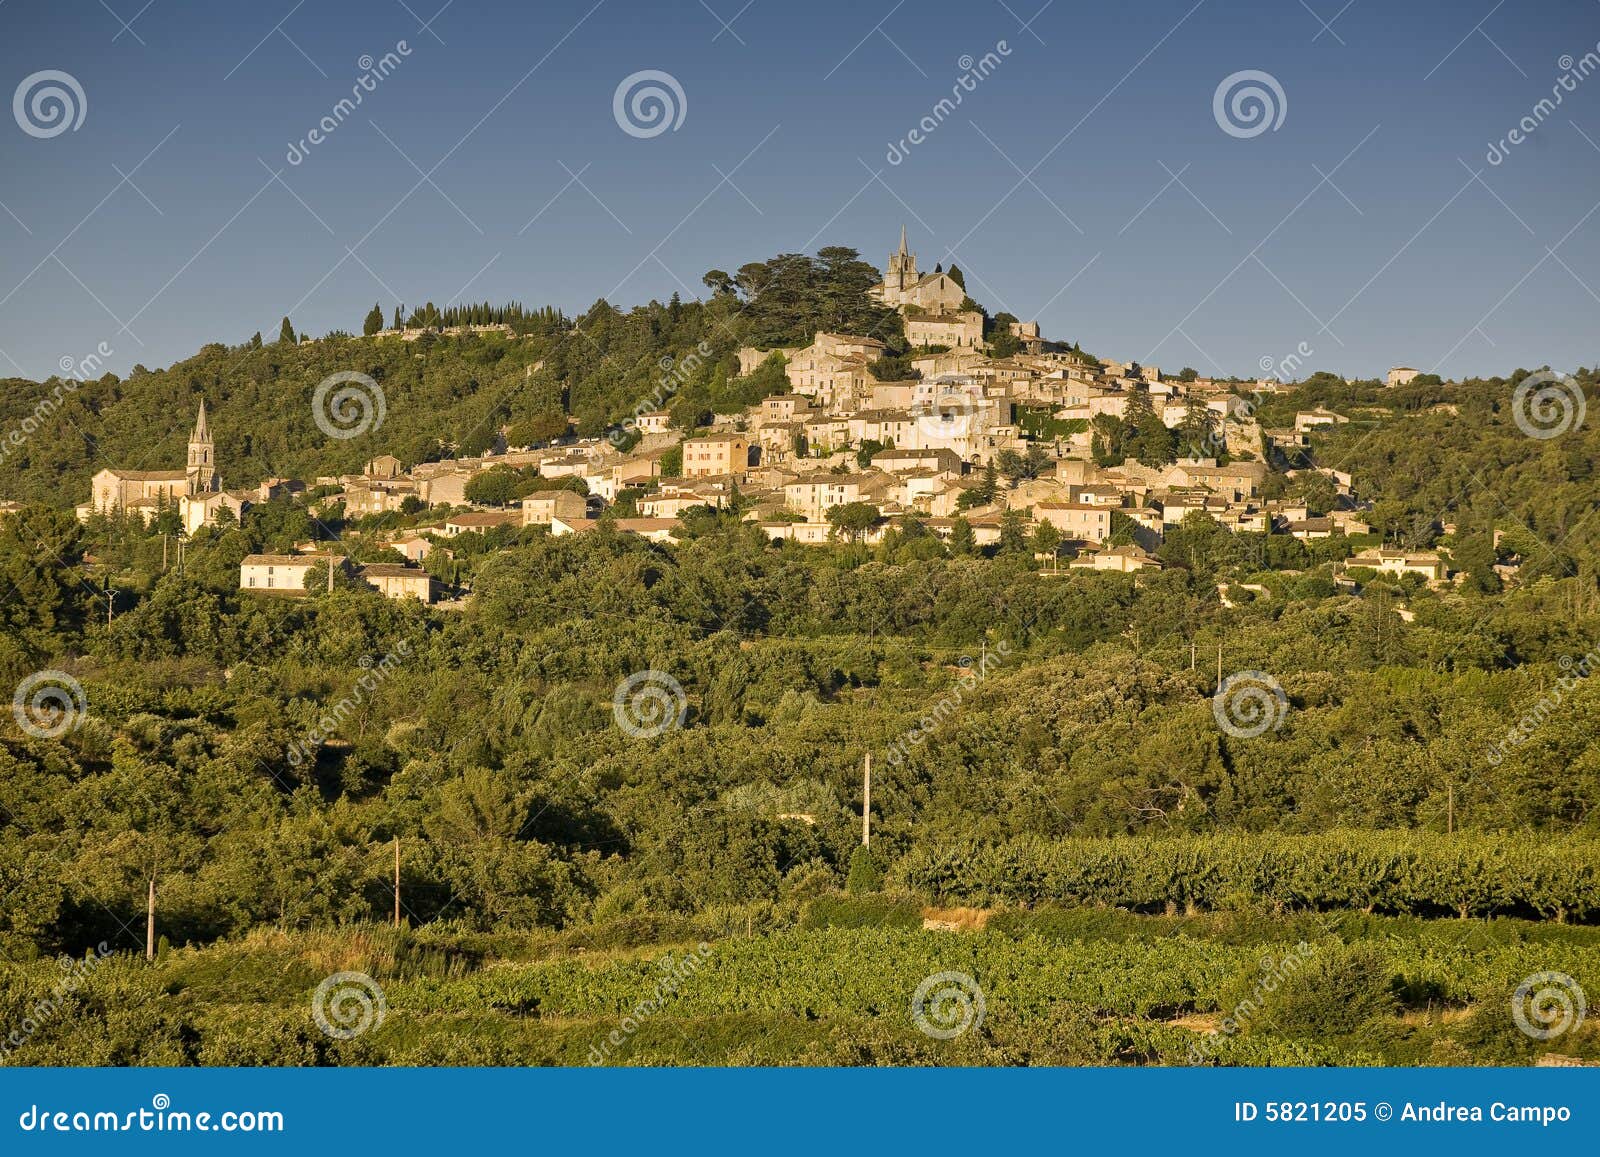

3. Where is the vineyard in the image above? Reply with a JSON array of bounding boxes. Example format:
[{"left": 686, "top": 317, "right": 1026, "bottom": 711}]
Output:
[
  {"left": 4, "top": 906, "right": 1597, "bottom": 1067},
  {"left": 888, "top": 833, "right": 1600, "bottom": 921}
]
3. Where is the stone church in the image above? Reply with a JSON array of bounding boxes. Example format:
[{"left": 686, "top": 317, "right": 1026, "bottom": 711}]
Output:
[
  {"left": 869, "top": 226, "right": 966, "bottom": 313},
  {"left": 83, "top": 400, "right": 250, "bottom": 532}
]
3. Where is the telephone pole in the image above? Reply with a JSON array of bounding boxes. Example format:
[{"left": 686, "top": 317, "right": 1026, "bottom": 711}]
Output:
[
  {"left": 861, "top": 752, "right": 871, "bottom": 847},
  {"left": 393, "top": 837, "right": 402, "bottom": 928},
  {"left": 146, "top": 876, "right": 156, "bottom": 961}
]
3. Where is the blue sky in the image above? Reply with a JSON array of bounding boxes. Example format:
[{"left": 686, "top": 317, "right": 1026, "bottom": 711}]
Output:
[{"left": 2, "top": 0, "right": 1599, "bottom": 383}]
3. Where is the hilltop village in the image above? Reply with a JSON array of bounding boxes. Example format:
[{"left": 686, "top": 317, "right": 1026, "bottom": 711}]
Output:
[{"left": 71, "top": 230, "right": 1452, "bottom": 603}]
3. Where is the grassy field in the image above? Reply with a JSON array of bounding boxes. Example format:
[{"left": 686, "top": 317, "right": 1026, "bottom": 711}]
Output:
[{"left": 4, "top": 900, "right": 1597, "bottom": 1067}]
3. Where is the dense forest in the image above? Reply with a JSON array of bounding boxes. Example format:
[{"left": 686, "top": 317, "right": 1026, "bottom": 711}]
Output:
[{"left": 1, "top": 264, "right": 1598, "bottom": 1064}]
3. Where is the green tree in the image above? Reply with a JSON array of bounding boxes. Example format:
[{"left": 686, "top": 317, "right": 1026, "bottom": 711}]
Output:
[
  {"left": 363, "top": 303, "right": 385, "bottom": 337},
  {"left": 949, "top": 516, "right": 976, "bottom": 556},
  {"left": 845, "top": 845, "right": 883, "bottom": 894},
  {"left": 464, "top": 466, "right": 525, "bottom": 507},
  {"left": 827, "top": 501, "right": 882, "bottom": 544},
  {"left": 998, "top": 510, "right": 1028, "bottom": 554},
  {"left": 277, "top": 316, "right": 296, "bottom": 346},
  {"left": 1032, "top": 520, "right": 1062, "bottom": 560}
]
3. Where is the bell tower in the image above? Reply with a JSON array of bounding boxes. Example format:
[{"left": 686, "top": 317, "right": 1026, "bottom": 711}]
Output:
[
  {"left": 187, "top": 399, "right": 217, "bottom": 493},
  {"left": 886, "top": 224, "right": 917, "bottom": 297}
]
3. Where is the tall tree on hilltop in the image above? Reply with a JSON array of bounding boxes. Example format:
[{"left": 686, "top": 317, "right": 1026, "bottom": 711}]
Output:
[
  {"left": 278, "top": 317, "right": 296, "bottom": 346},
  {"left": 363, "top": 303, "right": 385, "bottom": 337}
]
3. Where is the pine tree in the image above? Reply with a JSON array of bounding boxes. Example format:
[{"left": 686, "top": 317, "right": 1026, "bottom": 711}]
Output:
[
  {"left": 979, "top": 461, "right": 999, "bottom": 502},
  {"left": 950, "top": 516, "right": 976, "bottom": 556},
  {"left": 363, "top": 303, "right": 384, "bottom": 337},
  {"left": 998, "top": 510, "right": 1028, "bottom": 554},
  {"left": 278, "top": 317, "right": 296, "bottom": 346},
  {"left": 1179, "top": 395, "right": 1215, "bottom": 459}
]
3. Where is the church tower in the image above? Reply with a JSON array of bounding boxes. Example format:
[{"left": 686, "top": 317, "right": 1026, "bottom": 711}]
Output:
[
  {"left": 886, "top": 224, "right": 917, "bottom": 296},
  {"left": 187, "top": 399, "right": 217, "bottom": 493}
]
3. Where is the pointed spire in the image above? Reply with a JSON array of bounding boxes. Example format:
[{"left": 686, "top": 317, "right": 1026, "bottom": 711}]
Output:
[
  {"left": 898, "top": 224, "right": 908, "bottom": 255},
  {"left": 192, "top": 398, "right": 211, "bottom": 443}
]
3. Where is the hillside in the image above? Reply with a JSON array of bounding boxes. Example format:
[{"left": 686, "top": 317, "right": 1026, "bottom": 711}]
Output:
[{"left": 0, "top": 245, "right": 906, "bottom": 506}]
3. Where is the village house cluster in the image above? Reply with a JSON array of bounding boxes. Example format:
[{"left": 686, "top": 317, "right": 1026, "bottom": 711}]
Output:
[{"left": 68, "top": 228, "right": 1459, "bottom": 598}]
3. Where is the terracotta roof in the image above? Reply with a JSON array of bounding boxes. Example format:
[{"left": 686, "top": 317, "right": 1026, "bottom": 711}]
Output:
[{"left": 360, "top": 563, "right": 431, "bottom": 580}]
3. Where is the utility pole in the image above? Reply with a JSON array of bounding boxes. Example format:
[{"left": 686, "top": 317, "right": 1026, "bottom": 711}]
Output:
[
  {"left": 162, "top": 534, "right": 168, "bottom": 572},
  {"left": 146, "top": 876, "right": 156, "bottom": 961},
  {"left": 1216, "top": 644, "right": 1223, "bottom": 685},
  {"left": 861, "top": 752, "right": 871, "bottom": 847},
  {"left": 1190, "top": 640, "right": 1196, "bottom": 671},
  {"left": 327, "top": 553, "right": 334, "bottom": 593}
]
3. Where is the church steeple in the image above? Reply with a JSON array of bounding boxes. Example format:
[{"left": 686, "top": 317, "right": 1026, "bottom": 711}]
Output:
[
  {"left": 887, "top": 225, "right": 917, "bottom": 294},
  {"left": 187, "top": 399, "right": 217, "bottom": 493}
]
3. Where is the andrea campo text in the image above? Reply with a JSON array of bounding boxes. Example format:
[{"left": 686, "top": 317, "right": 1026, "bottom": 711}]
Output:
[{"left": 1234, "top": 1101, "right": 1573, "bottom": 1127}]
